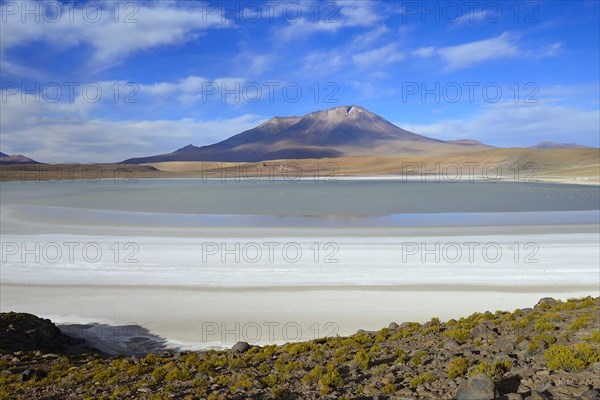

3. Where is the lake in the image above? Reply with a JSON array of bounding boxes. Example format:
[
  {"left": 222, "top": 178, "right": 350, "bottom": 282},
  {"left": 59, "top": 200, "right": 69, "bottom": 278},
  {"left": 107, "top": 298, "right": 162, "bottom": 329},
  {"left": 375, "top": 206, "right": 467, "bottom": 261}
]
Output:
[{"left": 1, "top": 179, "right": 598, "bottom": 352}]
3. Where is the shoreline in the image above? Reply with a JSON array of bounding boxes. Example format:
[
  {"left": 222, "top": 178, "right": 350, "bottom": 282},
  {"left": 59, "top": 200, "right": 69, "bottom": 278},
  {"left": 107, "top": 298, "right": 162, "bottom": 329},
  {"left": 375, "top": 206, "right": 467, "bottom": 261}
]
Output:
[
  {"left": 3, "top": 282, "right": 599, "bottom": 293},
  {"left": 1, "top": 174, "right": 599, "bottom": 186},
  {"left": 3, "top": 283, "right": 597, "bottom": 351},
  {"left": 2, "top": 297, "right": 599, "bottom": 399}
]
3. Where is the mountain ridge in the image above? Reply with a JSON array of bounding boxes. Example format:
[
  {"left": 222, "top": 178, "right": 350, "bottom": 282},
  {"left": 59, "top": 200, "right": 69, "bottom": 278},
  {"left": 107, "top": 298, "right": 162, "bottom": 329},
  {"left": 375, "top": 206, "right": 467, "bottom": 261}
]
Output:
[
  {"left": 122, "top": 105, "right": 492, "bottom": 164},
  {"left": 529, "top": 141, "right": 591, "bottom": 149},
  {"left": 0, "top": 153, "right": 40, "bottom": 164}
]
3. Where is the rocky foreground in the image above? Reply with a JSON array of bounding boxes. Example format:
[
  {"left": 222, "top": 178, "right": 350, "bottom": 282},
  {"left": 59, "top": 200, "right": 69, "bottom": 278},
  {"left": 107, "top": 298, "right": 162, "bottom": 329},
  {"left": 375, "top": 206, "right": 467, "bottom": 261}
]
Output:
[{"left": 1, "top": 297, "right": 599, "bottom": 400}]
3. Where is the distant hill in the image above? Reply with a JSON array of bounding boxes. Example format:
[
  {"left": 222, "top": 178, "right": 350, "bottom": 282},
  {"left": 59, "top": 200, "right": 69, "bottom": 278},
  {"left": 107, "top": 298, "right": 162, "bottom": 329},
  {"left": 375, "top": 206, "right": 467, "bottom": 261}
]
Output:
[
  {"left": 123, "top": 105, "right": 493, "bottom": 163},
  {"left": 0, "top": 153, "right": 40, "bottom": 164},
  {"left": 447, "top": 139, "right": 491, "bottom": 146},
  {"left": 529, "top": 141, "right": 590, "bottom": 149}
]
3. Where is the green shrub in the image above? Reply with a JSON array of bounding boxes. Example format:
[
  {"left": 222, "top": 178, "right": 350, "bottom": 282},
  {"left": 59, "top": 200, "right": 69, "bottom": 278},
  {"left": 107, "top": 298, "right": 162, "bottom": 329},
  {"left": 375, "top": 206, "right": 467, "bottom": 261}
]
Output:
[
  {"left": 228, "top": 356, "right": 248, "bottom": 370},
  {"left": 394, "top": 349, "right": 409, "bottom": 364},
  {"left": 390, "top": 322, "right": 421, "bottom": 341},
  {"left": 165, "top": 366, "right": 192, "bottom": 382},
  {"left": 409, "top": 372, "right": 435, "bottom": 388},
  {"left": 334, "top": 346, "right": 350, "bottom": 364},
  {"left": 318, "top": 364, "right": 343, "bottom": 393},
  {"left": 382, "top": 383, "right": 396, "bottom": 394},
  {"left": 411, "top": 350, "right": 428, "bottom": 367},
  {"left": 470, "top": 359, "right": 512, "bottom": 380},
  {"left": 214, "top": 375, "right": 231, "bottom": 385},
  {"left": 574, "top": 343, "right": 600, "bottom": 364},
  {"left": 585, "top": 331, "right": 600, "bottom": 343},
  {"left": 354, "top": 350, "right": 370, "bottom": 371},
  {"left": 262, "top": 374, "right": 278, "bottom": 387},
  {"left": 150, "top": 364, "right": 171, "bottom": 383},
  {"left": 569, "top": 315, "right": 593, "bottom": 331},
  {"left": 231, "top": 378, "right": 253, "bottom": 393},
  {"left": 421, "top": 317, "right": 442, "bottom": 335},
  {"left": 543, "top": 343, "right": 600, "bottom": 371},
  {"left": 544, "top": 345, "right": 585, "bottom": 371},
  {"left": 528, "top": 333, "right": 556, "bottom": 353},
  {"left": 444, "top": 328, "right": 470, "bottom": 344},
  {"left": 285, "top": 342, "right": 314, "bottom": 357},
  {"left": 374, "top": 328, "right": 390, "bottom": 343},
  {"left": 534, "top": 321, "right": 556, "bottom": 332},
  {"left": 371, "top": 364, "right": 388, "bottom": 376},
  {"left": 271, "top": 386, "right": 287, "bottom": 398},
  {"left": 447, "top": 357, "right": 469, "bottom": 379},
  {"left": 302, "top": 365, "right": 323, "bottom": 386}
]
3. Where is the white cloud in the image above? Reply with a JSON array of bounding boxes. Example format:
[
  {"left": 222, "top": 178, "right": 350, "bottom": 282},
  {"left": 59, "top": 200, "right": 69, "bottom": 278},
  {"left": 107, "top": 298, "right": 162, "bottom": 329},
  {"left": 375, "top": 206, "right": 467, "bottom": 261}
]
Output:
[
  {"left": 397, "top": 102, "right": 599, "bottom": 146},
  {"left": 0, "top": 89, "right": 266, "bottom": 162},
  {"left": 351, "top": 26, "right": 390, "bottom": 47},
  {"left": 336, "top": 0, "right": 382, "bottom": 27},
  {"left": 538, "top": 42, "right": 563, "bottom": 57},
  {"left": 352, "top": 43, "right": 404, "bottom": 68},
  {"left": 139, "top": 76, "right": 247, "bottom": 106},
  {"left": 301, "top": 50, "right": 345, "bottom": 75},
  {"left": 410, "top": 33, "right": 564, "bottom": 71},
  {"left": 437, "top": 32, "right": 519, "bottom": 71},
  {"left": 0, "top": 1, "right": 233, "bottom": 73},
  {"left": 276, "top": 1, "right": 383, "bottom": 41},
  {"left": 412, "top": 46, "right": 435, "bottom": 57}
]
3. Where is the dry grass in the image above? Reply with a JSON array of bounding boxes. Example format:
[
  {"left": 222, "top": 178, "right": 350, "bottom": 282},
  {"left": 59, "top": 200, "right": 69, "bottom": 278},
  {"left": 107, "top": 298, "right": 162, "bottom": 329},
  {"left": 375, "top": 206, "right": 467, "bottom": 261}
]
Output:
[{"left": 1, "top": 148, "right": 598, "bottom": 184}]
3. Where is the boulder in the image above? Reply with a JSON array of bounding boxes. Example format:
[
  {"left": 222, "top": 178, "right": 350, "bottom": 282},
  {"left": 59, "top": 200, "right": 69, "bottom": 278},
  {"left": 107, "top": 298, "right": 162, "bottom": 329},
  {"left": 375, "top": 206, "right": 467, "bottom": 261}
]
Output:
[
  {"left": 471, "top": 324, "right": 497, "bottom": 340},
  {"left": 525, "top": 390, "right": 548, "bottom": 400},
  {"left": 535, "top": 298, "right": 557, "bottom": 308},
  {"left": 455, "top": 373, "right": 497, "bottom": 400},
  {"left": 552, "top": 384, "right": 592, "bottom": 397},
  {"left": 231, "top": 341, "right": 251, "bottom": 353},
  {"left": 444, "top": 339, "right": 460, "bottom": 351},
  {"left": 0, "top": 312, "right": 93, "bottom": 355},
  {"left": 495, "top": 336, "right": 517, "bottom": 353},
  {"left": 581, "top": 389, "right": 600, "bottom": 400}
]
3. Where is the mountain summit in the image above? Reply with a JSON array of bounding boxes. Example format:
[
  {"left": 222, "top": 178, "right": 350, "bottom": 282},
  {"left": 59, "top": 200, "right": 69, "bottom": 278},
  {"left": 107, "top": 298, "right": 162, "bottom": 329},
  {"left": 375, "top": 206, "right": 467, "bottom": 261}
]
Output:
[
  {"left": 0, "top": 152, "right": 40, "bottom": 164},
  {"left": 123, "top": 105, "right": 491, "bottom": 163}
]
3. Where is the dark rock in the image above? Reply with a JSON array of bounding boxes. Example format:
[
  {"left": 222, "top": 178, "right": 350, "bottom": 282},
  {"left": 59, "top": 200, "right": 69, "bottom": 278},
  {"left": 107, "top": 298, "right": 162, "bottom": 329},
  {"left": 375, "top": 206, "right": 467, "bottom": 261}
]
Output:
[
  {"left": 444, "top": 339, "right": 460, "bottom": 351},
  {"left": 493, "top": 352, "right": 511, "bottom": 364},
  {"left": 455, "top": 373, "right": 497, "bottom": 400},
  {"left": 532, "top": 381, "right": 552, "bottom": 393},
  {"left": 526, "top": 390, "right": 548, "bottom": 400},
  {"left": 231, "top": 341, "right": 251, "bottom": 353},
  {"left": 0, "top": 312, "right": 96, "bottom": 355},
  {"left": 535, "top": 298, "right": 557, "bottom": 308},
  {"left": 588, "top": 362, "right": 600, "bottom": 371},
  {"left": 581, "top": 389, "right": 600, "bottom": 400},
  {"left": 552, "top": 384, "right": 591, "bottom": 397},
  {"left": 388, "top": 322, "right": 399, "bottom": 330},
  {"left": 19, "top": 369, "right": 33, "bottom": 381},
  {"left": 496, "top": 336, "right": 517, "bottom": 353},
  {"left": 471, "top": 324, "right": 497, "bottom": 340}
]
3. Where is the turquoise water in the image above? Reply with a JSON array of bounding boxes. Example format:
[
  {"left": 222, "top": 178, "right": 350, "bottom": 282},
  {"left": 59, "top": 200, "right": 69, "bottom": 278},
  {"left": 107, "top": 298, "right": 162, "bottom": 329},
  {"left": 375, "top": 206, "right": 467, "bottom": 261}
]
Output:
[{"left": 1, "top": 180, "right": 599, "bottom": 216}]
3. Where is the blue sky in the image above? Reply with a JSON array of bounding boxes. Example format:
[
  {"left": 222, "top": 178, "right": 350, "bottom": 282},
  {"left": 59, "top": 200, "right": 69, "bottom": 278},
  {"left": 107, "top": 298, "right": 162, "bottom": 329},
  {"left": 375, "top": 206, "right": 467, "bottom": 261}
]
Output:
[{"left": 0, "top": 0, "right": 598, "bottom": 162}]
